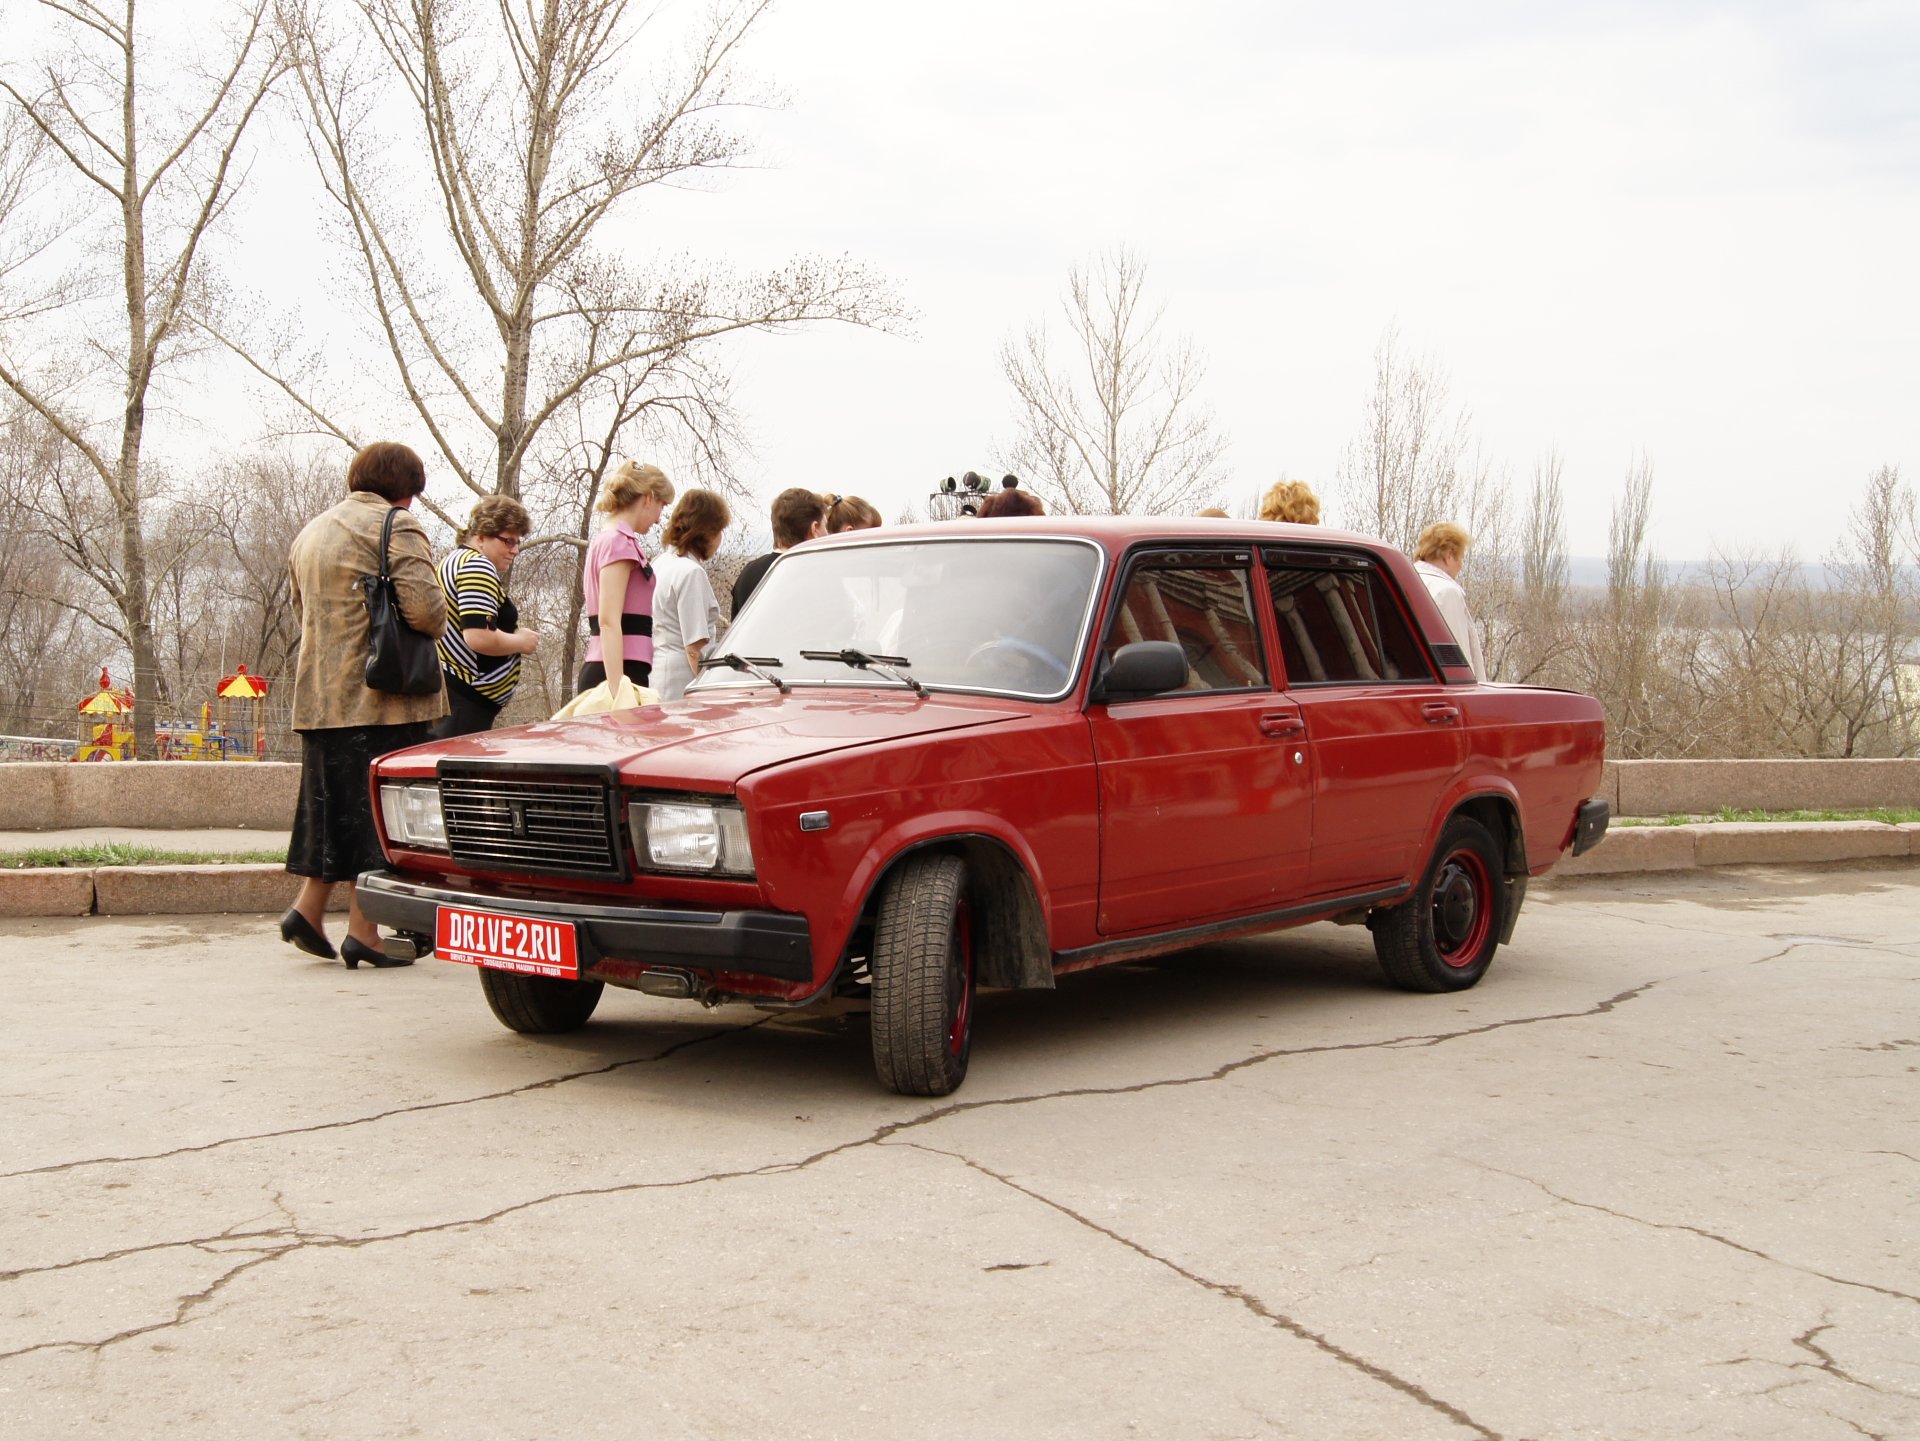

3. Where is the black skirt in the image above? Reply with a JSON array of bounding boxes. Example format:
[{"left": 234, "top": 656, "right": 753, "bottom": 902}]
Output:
[{"left": 287, "top": 721, "right": 434, "bottom": 884}]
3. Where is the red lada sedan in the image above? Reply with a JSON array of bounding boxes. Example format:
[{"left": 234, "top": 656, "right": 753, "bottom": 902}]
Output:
[{"left": 359, "top": 517, "right": 1608, "bottom": 1095}]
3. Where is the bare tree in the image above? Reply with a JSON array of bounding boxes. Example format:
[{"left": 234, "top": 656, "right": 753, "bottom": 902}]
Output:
[
  {"left": 1579, "top": 454, "right": 1675, "bottom": 757},
  {"left": 0, "top": 412, "right": 101, "bottom": 737},
  {"left": 1334, "top": 326, "right": 1491, "bottom": 553},
  {"left": 200, "top": 448, "right": 343, "bottom": 677},
  {"left": 267, "top": 0, "right": 898, "bottom": 523},
  {"left": 0, "top": 0, "right": 285, "bottom": 756},
  {"left": 1830, "top": 464, "right": 1919, "bottom": 750},
  {"left": 998, "top": 247, "right": 1228, "bottom": 516},
  {"left": 1480, "top": 449, "right": 1572, "bottom": 685}
]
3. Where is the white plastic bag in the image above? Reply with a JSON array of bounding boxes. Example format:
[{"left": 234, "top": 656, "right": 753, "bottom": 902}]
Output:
[{"left": 551, "top": 675, "right": 654, "bottom": 719}]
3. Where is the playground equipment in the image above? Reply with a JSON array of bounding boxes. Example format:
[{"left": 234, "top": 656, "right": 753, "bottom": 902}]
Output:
[
  {"left": 71, "top": 665, "right": 272, "bottom": 761},
  {"left": 75, "top": 668, "right": 134, "bottom": 761},
  {"left": 205, "top": 665, "right": 271, "bottom": 760}
]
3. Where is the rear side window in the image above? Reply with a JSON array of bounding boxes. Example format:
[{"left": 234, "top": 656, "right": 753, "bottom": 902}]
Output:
[
  {"left": 1263, "top": 552, "right": 1433, "bottom": 686},
  {"left": 1101, "top": 551, "right": 1268, "bottom": 692}
]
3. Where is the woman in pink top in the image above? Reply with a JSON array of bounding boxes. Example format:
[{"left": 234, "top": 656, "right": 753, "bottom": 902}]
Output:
[{"left": 577, "top": 460, "right": 675, "bottom": 694}]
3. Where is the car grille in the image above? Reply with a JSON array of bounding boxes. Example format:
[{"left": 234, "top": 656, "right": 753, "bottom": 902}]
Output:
[{"left": 438, "top": 771, "right": 623, "bottom": 879}]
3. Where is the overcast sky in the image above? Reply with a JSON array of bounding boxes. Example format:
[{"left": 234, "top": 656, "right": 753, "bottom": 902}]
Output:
[
  {"left": 50, "top": 0, "right": 1914, "bottom": 562},
  {"left": 608, "top": 0, "right": 1917, "bottom": 560}
]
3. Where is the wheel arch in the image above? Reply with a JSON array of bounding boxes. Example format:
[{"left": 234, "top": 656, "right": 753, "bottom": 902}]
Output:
[
  {"left": 860, "top": 834, "right": 1053, "bottom": 990},
  {"left": 1448, "top": 790, "right": 1527, "bottom": 875},
  {"left": 1445, "top": 789, "right": 1529, "bottom": 946}
]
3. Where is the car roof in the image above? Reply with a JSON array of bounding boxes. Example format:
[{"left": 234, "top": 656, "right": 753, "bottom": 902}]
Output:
[{"left": 809, "top": 515, "right": 1395, "bottom": 558}]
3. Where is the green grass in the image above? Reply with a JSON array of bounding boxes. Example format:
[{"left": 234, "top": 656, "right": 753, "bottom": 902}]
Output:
[
  {"left": 0, "top": 843, "right": 287, "bottom": 870},
  {"left": 1614, "top": 806, "right": 1920, "bottom": 828}
]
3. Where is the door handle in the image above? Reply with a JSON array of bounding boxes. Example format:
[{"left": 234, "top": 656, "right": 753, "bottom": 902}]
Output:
[
  {"left": 1421, "top": 702, "right": 1461, "bottom": 726},
  {"left": 1259, "top": 711, "right": 1306, "bottom": 739}
]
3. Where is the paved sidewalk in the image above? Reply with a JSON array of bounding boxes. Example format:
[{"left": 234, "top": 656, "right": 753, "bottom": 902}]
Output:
[{"left": 4, "top": 866, "right": 1915, "bottom": 1440}]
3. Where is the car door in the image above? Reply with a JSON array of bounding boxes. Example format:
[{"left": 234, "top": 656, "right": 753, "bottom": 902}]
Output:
[
  {"left": 1087, "top": 547, "right": 1313, "bottom": 935},
  {"left": 1261, "top": 547, "right": 1466, "bottom": 896}
]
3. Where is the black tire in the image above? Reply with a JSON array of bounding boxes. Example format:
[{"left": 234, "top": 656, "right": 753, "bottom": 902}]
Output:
[
  {"left": 870, "top": 851, "right": 975, "bottom": 1096},
  {"left": 479, "top": 968, "right": 605, "bottom": 1034},
  {"left": 1372, "top": 815, "right": 1505, "bottom": 993}
]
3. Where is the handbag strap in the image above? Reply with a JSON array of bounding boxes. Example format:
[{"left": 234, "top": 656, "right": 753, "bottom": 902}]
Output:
[{"left": 376, "top": 504, "right": 400, "bottom": 582}]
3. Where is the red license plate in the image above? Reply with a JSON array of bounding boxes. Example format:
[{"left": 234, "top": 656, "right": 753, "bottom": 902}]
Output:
[{"left": 435, "top": 905, "right": 580, "bottom": 980}]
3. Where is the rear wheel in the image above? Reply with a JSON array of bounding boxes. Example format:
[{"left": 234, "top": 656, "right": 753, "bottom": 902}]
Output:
[
  {"left": 479, "top": 968, "right": 605, "bottom": 1033},
  {"left": 1372, "top": 816, "right": 1504, "bottom": 992},
  {"left": 870, "top": 851, "right": 975, "bottom": 1096}
]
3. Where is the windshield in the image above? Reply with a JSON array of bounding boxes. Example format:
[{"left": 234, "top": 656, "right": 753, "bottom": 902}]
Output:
[{"left": 699, "top": 537, "right": 1103, "bottom": 698}]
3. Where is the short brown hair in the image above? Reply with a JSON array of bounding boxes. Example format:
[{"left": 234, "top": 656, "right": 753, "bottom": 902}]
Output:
[
  {"left": 824, "top": 494, "right": 881, "bottom": 533},
  {"left": 976, "top": 486, "right": 1044, "bottom": 518},
  {"left": 1259, "top": 480, "right": 1320, "bottom": 525},
  {"left": 1413, "top": 522, "right": 1471, "bottom": 565},
  {"left": 596, "top": 460, "right": 674, "bottom": 515},
  {"left": 347, "top": 441, "right": 427, "bottom": 502},
  {"left": 664, "top": 488, "right": 732, "bottom": 559},
  {"left": 770, "top": 487, "right": 827, "bottom": 547},
  {"left": 463, "top": 495, "right": 530, "bottom": 544}
]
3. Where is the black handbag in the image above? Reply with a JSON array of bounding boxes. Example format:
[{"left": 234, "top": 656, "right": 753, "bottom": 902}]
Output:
[{"left": 360, "top": 506, "right": 444, "bottom": 696}]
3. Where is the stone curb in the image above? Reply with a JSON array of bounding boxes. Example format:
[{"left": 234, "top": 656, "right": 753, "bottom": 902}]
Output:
[
  {"left": 0, "top": 828, "right": 1915, "bottom": 917},
  {"left": 0, "top": 864, "right": 346, "bottom": 919},
  {"left": 1551, "top": 821, "right": 1919, "bottom": 879}
]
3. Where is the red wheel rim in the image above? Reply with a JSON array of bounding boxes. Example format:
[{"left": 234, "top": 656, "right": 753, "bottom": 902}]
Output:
[
  {"left": 1431, "top": 847, "right": 1492, "bottom": 968},
  {"left": 948, "top": 899, "right": 974, "bottom": 1058}
]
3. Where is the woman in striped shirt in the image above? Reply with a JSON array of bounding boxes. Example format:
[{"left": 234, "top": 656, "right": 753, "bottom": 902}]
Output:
[{"left": 432, "top": 495, "right": 540, "bottom": 738}]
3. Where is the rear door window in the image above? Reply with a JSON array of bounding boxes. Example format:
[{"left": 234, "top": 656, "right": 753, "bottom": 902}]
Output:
[{"left": 1261, "top": 550, "right": 1433, "bottom": 686}]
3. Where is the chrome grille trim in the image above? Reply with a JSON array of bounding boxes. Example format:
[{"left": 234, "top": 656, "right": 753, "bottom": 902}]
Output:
[{"left": 437, "top": 768, "right": 624, "bottom": 880}]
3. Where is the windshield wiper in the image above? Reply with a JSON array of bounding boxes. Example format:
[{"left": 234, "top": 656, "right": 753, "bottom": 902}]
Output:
[
  {"left": 799, "top": 648, "right": 927, "bottom": 698},
  {"left": 698, "top": 651, "right": 789, "bottom": 693}
]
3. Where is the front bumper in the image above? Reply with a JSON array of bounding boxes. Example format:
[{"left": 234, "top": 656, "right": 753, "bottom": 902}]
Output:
[{"left": 355, "top": 870, "right": 814, "bottom": 982}]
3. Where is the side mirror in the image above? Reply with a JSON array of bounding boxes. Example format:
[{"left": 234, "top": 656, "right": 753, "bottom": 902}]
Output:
[{"left": 1093, "top": 641, "right": 1188, "bottom": 702}]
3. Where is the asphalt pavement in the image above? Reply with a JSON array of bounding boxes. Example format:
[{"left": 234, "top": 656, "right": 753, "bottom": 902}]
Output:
[{"left": 2, "top": 864, "right": 1916, "bottom": 1440}]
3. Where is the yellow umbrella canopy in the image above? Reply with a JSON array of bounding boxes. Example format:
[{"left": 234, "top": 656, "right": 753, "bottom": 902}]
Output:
[
  {"left": 216, "top": 664, "right": 270, "bottom": 700},
  {"left": 77, "top": 667, "right": 133, "bottom": 715}
]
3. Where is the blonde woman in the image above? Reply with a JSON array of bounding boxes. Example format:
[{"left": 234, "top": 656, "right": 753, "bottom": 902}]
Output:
[
  {"left": 1412, "top": 521, "right": 1487, "bottom": 680},
  {"left": 1259, "top": 479, "right": 1321, "bottom": 525},
  {"left": 577, "top": 461, "right": 674, "bottom": 694},
  {"left": 651, "top": 489, "right": 732, "bottom": 701}
]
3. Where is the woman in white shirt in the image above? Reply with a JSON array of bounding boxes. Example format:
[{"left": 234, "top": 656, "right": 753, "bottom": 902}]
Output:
[
  {"left": 650, "top": 489, "right": 732, "bottom": 701},
  {"left": 1411, "top": 521, "right": 1488, "bottom": 680}
]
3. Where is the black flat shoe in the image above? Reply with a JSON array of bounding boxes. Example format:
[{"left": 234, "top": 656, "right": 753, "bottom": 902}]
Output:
[
  {"left": 279, "top": 908, "right": 336, "bottom": 960},
  {"left": 342, "top": 935, "right": 414, "bottom": 970}
]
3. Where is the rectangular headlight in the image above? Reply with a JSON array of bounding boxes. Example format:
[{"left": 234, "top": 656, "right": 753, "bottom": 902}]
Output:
[
  {"left": 379, "top": 783, "right": 448, "bottom": 850},
  {"left": 629, "top": 798, "right": 755, "bottom": 877}
]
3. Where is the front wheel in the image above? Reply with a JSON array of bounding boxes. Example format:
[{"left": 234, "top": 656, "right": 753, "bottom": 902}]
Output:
[
  {"left": 870, "top": 851, "right": 975, "bottom": 1096},
  {"left": 479, "top": 968, "right": 605, "bottom": 1033},
  {"left": 1372, "top": 816, "right": 1504, "bottom": 992}
]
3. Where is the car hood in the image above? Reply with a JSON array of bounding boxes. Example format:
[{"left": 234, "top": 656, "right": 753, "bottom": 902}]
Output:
[{"left": 382, "top": 689, "right": 1030, "bottom": 789}]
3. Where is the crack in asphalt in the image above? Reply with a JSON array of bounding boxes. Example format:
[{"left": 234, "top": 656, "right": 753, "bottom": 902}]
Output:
[
  {"left": 891, "top": 1139, "right": 1505, "bottom": 1440},
  {"left": 0, "top": 1016, "right": 776, "bottom": 1182},
  {"left": 1790, "top": 1322, "right": 1901, "bottom": 1398},
  {"left": 1480, "top": 1168, "right": 1920, "bottom": 1308},
  {"left": 5, "top": 977, "right": 1670, "bottom": 1189},
  {"left": 0, "top": 1225, "right": 299, "bottom": 1283},
  {"left": 0, "top": 978, "right": 1680, "bottom": 1366}
]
